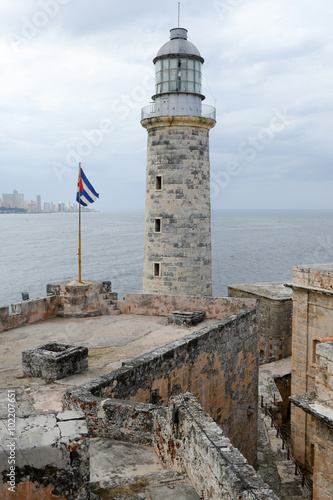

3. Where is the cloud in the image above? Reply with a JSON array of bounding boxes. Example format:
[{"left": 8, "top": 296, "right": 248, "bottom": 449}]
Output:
[{"left": 1, "top": 0, "right": 333, "bottom": 209}]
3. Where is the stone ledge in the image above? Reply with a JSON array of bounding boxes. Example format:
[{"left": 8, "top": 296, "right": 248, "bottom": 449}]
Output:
[{"left": 290, "top": 392, "right": 333, "bottom": 429}]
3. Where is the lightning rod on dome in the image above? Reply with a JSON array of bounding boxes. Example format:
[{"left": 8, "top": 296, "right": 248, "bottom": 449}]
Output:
[{"left": 178, "top": 2, "right": 181, "bottom": 28}]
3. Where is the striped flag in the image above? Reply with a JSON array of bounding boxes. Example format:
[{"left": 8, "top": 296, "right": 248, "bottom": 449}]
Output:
[{"left": 76, "top": 168, "right": 99, "bottom": 206}]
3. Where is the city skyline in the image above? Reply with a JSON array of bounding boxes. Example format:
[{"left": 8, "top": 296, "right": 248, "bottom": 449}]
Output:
[
  {"left": 0, "top": 190, "right": 81, "bottom": 213},
  {"left": 1, "top": 1, "right": 333, "bottom": 210}
]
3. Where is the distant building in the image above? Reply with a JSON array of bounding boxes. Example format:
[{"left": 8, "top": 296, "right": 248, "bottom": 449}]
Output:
[
  {"left": 2, "top": 190, "right": 24, "bottom": 209},
  {"left": 43, "top": 202, "right": 51, "bottom": 212},
  {"left": 36, "top": 195, "right": 41, "bottom": 212},
  {"left": 27, "top": 200, "right": 36, "bottom": 213}
]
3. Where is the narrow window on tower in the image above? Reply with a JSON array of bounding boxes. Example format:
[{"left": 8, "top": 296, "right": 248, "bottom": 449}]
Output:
[
  {"left": 154, "top": 262, "right": 161, "bottom": 277},
  {"left": 155, "top": 218, "right": 161, "bottom": 233},
  {"left": 156, "top": 175, "right": 162, "bottom": 190},
  {"left": 312, "top": 338, "right": 321, "bottom": 365}
]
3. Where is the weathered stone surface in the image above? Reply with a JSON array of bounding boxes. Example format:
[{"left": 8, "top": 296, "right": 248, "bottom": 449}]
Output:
[
  {"left": 0, "top": 280, "right": 119, "bottom": 333},
  {"left": 228, "top": 282, "right": 292, "bottom": 362},
  {"left": 22, "top": 342, "right": 88, "bottom": 380},
  {"left": 0, "top": 387, "right": 35, "bottom": 418},
  {"left": 0, "top": 411, "right": 89, "bottom": 498},
  {"left": 291, "top": 341, "right": 333, "bottom": 499},
  {"left": 167, "top": 310, "right": 205, "bottom": 326},
  {"left": 63, "top": 307, "right": 259, "bottom": 468},
  {"left": 141, "top": 117, "right": 215, "bottom": 297},
  {"left": 154, "top": 393, "right": 279, "bottom": 500},
  {"left": 117, "top": 293, "right": 255, "bottom": 319},
  {"left": 290, "top": 264, "right": 333, "bottom": 471}
]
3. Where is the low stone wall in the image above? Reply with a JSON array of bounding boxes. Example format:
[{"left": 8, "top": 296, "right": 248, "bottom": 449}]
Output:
[
  {"left": 155, "top": 394, "right": 279, "bottom": 500},
  {"left": 63, "top": 307, "right": 259, "bottom": 468},
  {"left": 0, "top": 410, "right": 89, "bottom": 499},
  {"left": 117, "top": 292, "right": 255, "bottom": 319},
  {"left": 0, "top": 280, "right": 118, "bottom": 333},
  {"left": 0, "top": 296, "right": 60, "bottom": 333}
]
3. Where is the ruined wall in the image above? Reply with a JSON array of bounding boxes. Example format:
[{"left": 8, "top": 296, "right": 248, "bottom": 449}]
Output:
[
  {"left": 141, "top": 116, "right": 215, "bottom": 297},
  {"left": 228, "top": 283, "right": 292, "bottom": 361},
  {"left": 64, "top": 308, "right": 259, "bottom": 467},
  {"left": 291, "top": 264, "right": 333, "bottom": 470},
  {"left": 0, "top": 411, "right": 89, "bottom": 499},
  {"left": 155, "top": 394, "right": 279, "bottom": 500},
  {"left": 117, "top": 292, "right": 255, "bottom": 318}
]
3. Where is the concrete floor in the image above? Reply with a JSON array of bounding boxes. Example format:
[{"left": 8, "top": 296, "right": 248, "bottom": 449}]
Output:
[
  {"left": 0, "top": 313, "right": 217, "bottom": 412},
  {"left": 90, "top": 438, "right": 200, "bottom": 500}
]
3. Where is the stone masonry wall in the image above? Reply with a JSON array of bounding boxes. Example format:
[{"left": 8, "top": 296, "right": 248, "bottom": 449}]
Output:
[
  {"left": 228, "top": 283, "right": 292, "bottom": 362},
  {"left": 155, "top": 393, "right": 280, "bottom": 500},
  {"left": 313, "top": 342, "right": 333, "bottom": 500},
  {"left": 0, "top": 296, "right": 60, "bottom": 333},
  {"left": 141, "top": 116, "right": 215, "bottom": 297},
  {"left": 291, "top": 264, "right": 333, "bottom": 470},
  {"left": 63, "top": 308, "right": 259, "bottom": 468},
  {"left": 0, "top": 280, "right": 118, "bottom": 333},
  {"left": 117, "top": 292, "right": 256, "bottom": 318}
]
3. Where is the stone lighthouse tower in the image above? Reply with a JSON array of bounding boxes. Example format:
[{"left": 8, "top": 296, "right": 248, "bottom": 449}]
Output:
[{"left": 141, "top": 26, "right": 216, "bottom": 296}]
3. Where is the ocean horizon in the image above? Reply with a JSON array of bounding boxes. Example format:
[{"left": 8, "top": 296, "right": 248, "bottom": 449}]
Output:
[{"left": 1, "top": 209, "right": 332, "bottom": 308}]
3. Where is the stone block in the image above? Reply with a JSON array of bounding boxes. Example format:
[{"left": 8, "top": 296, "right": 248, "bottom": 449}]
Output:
[
  {"left": 22, "top": 342, "right": 88, "bottom": 380},
  {"left": 167, "top": 310, "right": 205, "bottom": 326}
]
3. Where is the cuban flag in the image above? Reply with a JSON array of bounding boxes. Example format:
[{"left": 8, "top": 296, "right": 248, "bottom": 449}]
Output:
[{"left": 76, "top": 168, "right": 99, "bottom": 206}]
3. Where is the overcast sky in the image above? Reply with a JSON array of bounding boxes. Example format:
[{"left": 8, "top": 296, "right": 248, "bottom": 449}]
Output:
[{"left": 1, "top": 0, "right": 333, "bottom": 210}]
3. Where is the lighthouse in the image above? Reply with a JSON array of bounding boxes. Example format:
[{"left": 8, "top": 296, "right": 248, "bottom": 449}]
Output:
[{"left": 141, "top": 27, "right": 216, "bottom": 296}]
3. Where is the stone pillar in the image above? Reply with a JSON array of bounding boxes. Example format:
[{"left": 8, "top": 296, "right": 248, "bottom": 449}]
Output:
[{"left": 141, "top": 115, "right": 215, "bottom": 296}]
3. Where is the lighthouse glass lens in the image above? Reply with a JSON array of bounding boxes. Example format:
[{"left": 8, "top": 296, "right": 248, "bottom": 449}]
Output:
[{"left": 155, "top": 57, "right": 202, "bottom": 94}]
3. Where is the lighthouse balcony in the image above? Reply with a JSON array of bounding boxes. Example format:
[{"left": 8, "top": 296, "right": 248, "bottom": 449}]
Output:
[{"left": 141, "top": 101, "right": 216, "bottom": 121}]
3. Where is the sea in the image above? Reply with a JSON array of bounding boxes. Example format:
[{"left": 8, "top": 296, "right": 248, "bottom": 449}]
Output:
[{"left": 0, "top": 210, "right": 332, "bottom": 308}]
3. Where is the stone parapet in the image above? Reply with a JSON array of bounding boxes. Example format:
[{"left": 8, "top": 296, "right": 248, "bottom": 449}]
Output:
[
  {"left": 228, "top": 282, "right": 292, "bottom": 362},
  {"left": 117, "top": 292, "right": 255, "bottom": 319},
  {"left": 0, "top": 280, "right": 119, "bottom": 333},
  {"left": 155, "top": 393, "right": 280, "bottom": 500}
]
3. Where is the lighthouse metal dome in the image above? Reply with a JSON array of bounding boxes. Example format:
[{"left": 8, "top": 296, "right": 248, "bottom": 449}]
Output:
[{"left": 154, "top": 28, "right": 203, "bottom": 62}]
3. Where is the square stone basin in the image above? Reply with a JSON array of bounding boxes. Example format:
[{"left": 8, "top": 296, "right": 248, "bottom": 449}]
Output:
[{"left": 22, "top": 342, "right": 88, "bottom": 380}]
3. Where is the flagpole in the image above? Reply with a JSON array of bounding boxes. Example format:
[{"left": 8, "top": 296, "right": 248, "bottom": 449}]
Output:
[{"left": 78, "top": 162, "right": 82, "bottom": 283}]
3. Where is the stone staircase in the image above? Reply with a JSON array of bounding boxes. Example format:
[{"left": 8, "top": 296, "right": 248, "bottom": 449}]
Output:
[{"left": 100, "top": 292, "right": 121, "bottom": 316}]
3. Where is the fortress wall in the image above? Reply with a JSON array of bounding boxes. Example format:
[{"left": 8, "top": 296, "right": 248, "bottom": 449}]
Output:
[
  {"left": 64, "top": 307, "right": 259, "bottom": 468},
  {"left": 117, "top": 292, "right": 255, "bottom": 319},
  {"left": 290, "top": 264, "right": 333, "bottom": 470},
  {"left": 228, "top": 282, "right": 292, "bottom": 362}
]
